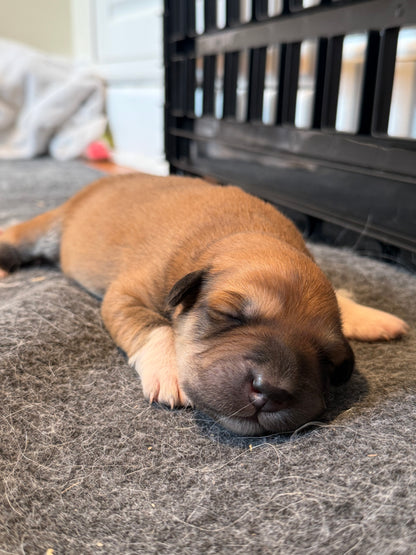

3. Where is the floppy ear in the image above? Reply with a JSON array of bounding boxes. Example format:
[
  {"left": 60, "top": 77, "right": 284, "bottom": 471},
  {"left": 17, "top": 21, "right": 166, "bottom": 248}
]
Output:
[
  {"left": 166, "top": 270, "right": 207, "bottom": 311},
  {"left": 327, "top": 338, "right": 355, "bottom": 386}
]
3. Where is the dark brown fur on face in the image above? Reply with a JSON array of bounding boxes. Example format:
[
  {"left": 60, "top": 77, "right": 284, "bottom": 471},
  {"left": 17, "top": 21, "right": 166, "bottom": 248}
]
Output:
[
  {"left": 169, "top": 234, "right": 354, "bottom": 435},
  {"left": 0, "top": 174, "right": 408, "bottom": 435}
]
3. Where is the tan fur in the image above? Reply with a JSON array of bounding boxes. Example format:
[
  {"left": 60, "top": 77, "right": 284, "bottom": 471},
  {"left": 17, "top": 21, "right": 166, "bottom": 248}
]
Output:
[
  {"left": 0, "top": 208, "right": 62, "bottom": 263},
  {"left": 0, "top": 174, "right": 409, "bottom": 434},
  {"left": 336, "top": 291, "right": 409, "bottom": 341},
  {"left": 129, "top": 326, "right": 191, "bottom": 408}
]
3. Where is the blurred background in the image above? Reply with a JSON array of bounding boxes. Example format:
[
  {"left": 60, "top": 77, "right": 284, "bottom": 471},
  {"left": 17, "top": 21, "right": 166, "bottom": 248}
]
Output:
[
  {"left": 0, "top": 0, "right": 415, "bottom": 266},
  {"left": 0, "top": 0, "right": 166, "bottom": 174}
]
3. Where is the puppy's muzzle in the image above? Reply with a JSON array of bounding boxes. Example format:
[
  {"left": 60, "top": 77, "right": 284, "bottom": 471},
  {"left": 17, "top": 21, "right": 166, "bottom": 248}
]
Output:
[{"left": 248, "top": 375, "right": 293, "bottom": 412}]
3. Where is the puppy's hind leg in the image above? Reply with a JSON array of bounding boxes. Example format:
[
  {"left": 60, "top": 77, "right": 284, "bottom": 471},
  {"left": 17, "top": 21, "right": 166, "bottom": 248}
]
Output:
[
  {"left": 0, "top": 207, "right": 63, "bottom": 277},
  {"left": 336, "top": 290, "right": 409, "bottom": 341}
]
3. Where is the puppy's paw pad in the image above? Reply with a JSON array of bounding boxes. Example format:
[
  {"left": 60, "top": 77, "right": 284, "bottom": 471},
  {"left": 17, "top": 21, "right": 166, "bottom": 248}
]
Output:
[{"left": 0, "top": 268, "right": 8, "bottom": 279}]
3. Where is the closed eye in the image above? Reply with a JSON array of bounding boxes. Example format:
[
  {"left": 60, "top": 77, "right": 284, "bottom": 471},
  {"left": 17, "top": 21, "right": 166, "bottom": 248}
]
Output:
[{"left": 207, "top": 308, "right": 245, "bottom": 327}]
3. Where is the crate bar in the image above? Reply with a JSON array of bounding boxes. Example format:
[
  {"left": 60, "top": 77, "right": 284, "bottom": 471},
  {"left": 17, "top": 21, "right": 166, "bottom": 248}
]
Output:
[
  {"left": 321, "top": 35, "right": 343, "bottom": 129},
  {"left": 203, "top": 55, "right": 216, "bottom": 115},
  {"left": 168, "top": 149, "right": 416, "bottom": 252},
  {"left": 312, "top": 38, "right": 328, "bottom": 129},
  {"left": 168, "top": 0, "right": 187, "bottom": 41},
  {"left": 186, "top": 57, "right": 196, "bottom": 114},
  {"left": 191, "top": 117, "right": 416, "bottom": 178},
  {"left": 196, "top": 0, "right": 416, "bottom": 56},
  {"left": 164, "top": 0, "right": 173, "bottom": 169},
  {"left": 275, "top": 44, "right": 287, "bottom": 124},
  {"left": 166, "top": 124, "right": 416, "bottom": 180},
  {"left": 223, "top": 51, "right": 239, "bottom": 117},
  {"left": 204, "top": 0, "right": 217, "bottom": 31},
  {"left": 281, "top": 42, "right": 300, "bottom": 124},
  {"left": 248, "top": 47, "right": 267, "bottom": 120},
  {"left": 170, "top": 59, "right": 188, "bottom": 114},
  {"left": 255, "top": 0, "right": 268, "bottom": 20},
  {"left": 358, "top": 31, "right": 381, "bottom": 135},
  {"left": 372, "top": 27, "right": 400, "bottom": 135},
  {"left": 186, "top": 0, "right": 196, "bottom": 36},
  {"left": 227, "top": 0, "right": 240, "bottom": 26}
]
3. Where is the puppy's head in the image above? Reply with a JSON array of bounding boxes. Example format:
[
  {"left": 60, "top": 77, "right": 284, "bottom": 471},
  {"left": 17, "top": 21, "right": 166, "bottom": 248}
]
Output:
[{"left": 167, "top": 236, "right": 354, "bottom": 436}]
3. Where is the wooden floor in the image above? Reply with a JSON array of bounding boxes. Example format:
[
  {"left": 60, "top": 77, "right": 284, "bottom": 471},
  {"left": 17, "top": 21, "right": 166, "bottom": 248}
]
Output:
[{"left": 85, "top": 160, "right": 141, "bottom": 175}]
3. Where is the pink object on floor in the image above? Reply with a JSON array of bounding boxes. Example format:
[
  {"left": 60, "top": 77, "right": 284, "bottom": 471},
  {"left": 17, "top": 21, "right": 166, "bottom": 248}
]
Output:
[{"left": 84, "top": 141, "right": 111, "bottom": 161}]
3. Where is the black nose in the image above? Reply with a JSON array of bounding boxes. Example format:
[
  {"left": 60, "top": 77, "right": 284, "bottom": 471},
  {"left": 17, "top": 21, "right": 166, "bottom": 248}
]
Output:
[{"left": 248, "top": 375, "right": 292, "bottom": 412}]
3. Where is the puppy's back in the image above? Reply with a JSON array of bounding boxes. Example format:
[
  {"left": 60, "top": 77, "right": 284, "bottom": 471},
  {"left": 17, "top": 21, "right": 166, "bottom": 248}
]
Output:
[
  {"left": 60, "top": 174, "right": 308, "bottom": 291},
  {"left": 1, "top": 173, "right": 309, "bottom": 296}
]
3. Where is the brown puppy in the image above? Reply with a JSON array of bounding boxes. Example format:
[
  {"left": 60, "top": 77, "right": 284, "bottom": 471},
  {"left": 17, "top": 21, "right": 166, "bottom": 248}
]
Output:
[{"left": 0, "top": 174, "right": 408, "bottom": 435}]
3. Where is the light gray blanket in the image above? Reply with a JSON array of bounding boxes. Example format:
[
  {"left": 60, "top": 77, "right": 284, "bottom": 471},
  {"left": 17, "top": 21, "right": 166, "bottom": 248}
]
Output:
[{"left": 0, "top": 160, "right": 415, "bottom": 554}]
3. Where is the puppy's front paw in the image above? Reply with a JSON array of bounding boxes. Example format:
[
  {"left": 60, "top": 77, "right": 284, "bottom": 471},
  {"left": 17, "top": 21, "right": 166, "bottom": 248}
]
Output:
[{"left": 129, "top": 326, "right": 192, "bottom": 408}]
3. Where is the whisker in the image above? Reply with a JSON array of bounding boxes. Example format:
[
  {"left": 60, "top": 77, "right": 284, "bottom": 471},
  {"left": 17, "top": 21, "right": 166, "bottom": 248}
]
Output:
[{"left": 216, "top": 401, "right": 254, "bottom": 421}]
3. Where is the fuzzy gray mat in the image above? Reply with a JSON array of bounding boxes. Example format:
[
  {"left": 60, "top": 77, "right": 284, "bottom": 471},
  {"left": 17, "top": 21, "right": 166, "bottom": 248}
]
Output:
[{"left": 0, "top": 159, "right": 415, "bottom": 554}]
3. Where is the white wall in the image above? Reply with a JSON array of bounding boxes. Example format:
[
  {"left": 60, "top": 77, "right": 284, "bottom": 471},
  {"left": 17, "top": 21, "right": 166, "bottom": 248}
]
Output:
[
  {"left": 71, "top": 0, "right": 168, "bottom": 174},
  {"left": 0, "top": 0, "right": 72, "bottom": 56},
  {"left": 0, "top": 0, "right": 167, "bottom": 175}
]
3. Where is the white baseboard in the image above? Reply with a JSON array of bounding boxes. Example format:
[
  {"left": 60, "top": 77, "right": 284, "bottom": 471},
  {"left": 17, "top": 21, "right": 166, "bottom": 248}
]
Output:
[
  {"left": 112, "top": 151, "right": 169, "bottom": 176},
  {"left": 106, "top": 86, "right": 166, "bottom": 174}
]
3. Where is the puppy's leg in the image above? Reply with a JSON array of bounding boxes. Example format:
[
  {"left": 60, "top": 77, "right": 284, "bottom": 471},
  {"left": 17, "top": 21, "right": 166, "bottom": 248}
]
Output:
[
  {"left": 0, "top": 207, "right": 63, "bottom": 276},
  {"left": 336, "top": 290, "right": 409, "bottom": 341},
  {"left": 102, "top": 277, "right": 191, "bottom": 408}
]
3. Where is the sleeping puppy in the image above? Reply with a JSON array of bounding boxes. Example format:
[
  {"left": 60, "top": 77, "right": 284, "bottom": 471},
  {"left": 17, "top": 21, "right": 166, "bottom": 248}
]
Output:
[{"left": 0, "top": 174, "right": 408, "bottom": 435}]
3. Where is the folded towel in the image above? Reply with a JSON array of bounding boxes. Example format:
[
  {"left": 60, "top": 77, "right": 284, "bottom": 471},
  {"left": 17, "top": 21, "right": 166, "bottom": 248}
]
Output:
[{"left": 0, "top": 39, "right": 106, "bottom": 160}]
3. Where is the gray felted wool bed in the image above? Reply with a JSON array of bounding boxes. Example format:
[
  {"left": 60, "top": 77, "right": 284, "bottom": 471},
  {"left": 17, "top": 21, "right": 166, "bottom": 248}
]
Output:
[{"left": 1, "top": 159, "right": 415, "bottom": 554}]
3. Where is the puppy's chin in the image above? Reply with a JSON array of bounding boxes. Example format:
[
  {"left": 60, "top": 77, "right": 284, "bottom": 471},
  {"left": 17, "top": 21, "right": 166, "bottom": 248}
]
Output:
[
  {"left": 184, "top": 386, "right": 326, "bottom": 436},
  {"left": 206, "top": 407, "right": 323, "bottom": 437}
]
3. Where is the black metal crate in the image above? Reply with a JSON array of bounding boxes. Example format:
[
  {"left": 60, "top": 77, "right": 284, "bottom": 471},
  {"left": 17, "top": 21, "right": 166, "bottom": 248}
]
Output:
[{"left": 164, "top": 0, "right": 416, "bottom": 270}]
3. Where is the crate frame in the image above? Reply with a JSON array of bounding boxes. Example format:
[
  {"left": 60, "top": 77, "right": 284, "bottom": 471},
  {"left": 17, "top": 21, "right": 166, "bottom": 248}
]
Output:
[{"left": 164, "top": 0, "right": 416, "bottom": 268}]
